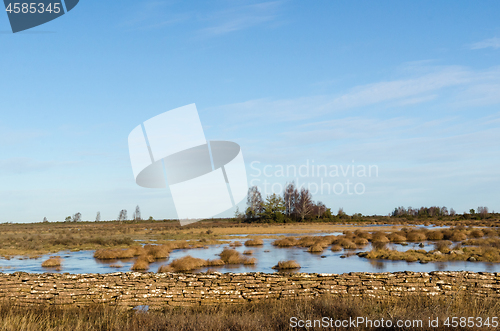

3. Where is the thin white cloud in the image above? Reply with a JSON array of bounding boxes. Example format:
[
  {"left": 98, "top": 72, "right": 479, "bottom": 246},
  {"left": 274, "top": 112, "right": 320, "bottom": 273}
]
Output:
[
  {"left": 207, "top": 64, "right": 500, "bottom": 129},
  {"left": 470, "top": 37, "right": 500, "bottom": 50},
  {"left": 198, "top": 1, "right": 283, "bottom": 36},
  {"left": 119, "top": 0, "right": 284, "bottom": 34}
]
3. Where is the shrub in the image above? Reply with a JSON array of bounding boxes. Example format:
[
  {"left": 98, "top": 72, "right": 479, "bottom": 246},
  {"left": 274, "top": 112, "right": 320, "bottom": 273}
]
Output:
[
  {"left": 308, "top": 244, "right": 325, "bottom": 253},
  {"left": 219, "top": 248, "right": 256, "bottom": 265},
  {"left": 157, "top": 265, "right": 171, "bottom": 273},
  {"left": 426, "top": 231, "right": 444, "bottom": 240},
  {"left": 339, "top": 239, "right": 356, "bottom": 249},
  {"left": 272, "top": 238, "right": 296, "bottom": 247},
  {"left": 470, "top": 229, "right": 485, "bottom": 238},
  {"left": 144, "top": 244, "right": 170, "bottom": 259},
  {"left": 435, "top": 240, "right": 452, "bottom": 253},
  {"left": 164, "top": 256, "right": 207, "bottom": 272},
  {"left": 371, "top": 232, "right": 389, "bottom": 243},
  {"left": 406, "top": 232, "right": 426, "bottom": 242},
  {"left": 387, "top": 233, "right": 406, "bottom": 243},
  {"left": 41, "top": 256, "right": 61, "bottom": 267},
  {"left": 206, "top": 259, "right": 225, "bottom": 266},
  {"left": 297, "top": 236, "right": 317, "bottom": 247},
  {"left": 243, "top": 257, "right": 257, "bottom": 265},
  {"left": 272, "top": 260, "right": 300, "bottom": 269},
  {"left": 93, "top": 248, "right": 136, "bottom": 260},
  {"left": 131, "top": 256, "right": 150, "bottom": 271},
  {"left": 331, "top": 245, "right": 342, "bottom": 252},
  {"left": 451, "top": 232, "right": 467, "bottom": 241},
  {"left": 354, "top": 238, "right": 369, "bottom": 246},
  {"left": 243, "top": 250, "right": 254, "bottom": 255},
  {"left": 244, "top": 239, "right": 263, "bottom": 246}
]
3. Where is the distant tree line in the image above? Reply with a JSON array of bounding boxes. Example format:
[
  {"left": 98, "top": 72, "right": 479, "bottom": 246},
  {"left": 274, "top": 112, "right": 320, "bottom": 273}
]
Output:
[
  {"left": 243, "top": 183, "right": 334, "bottom": 223},
  {"left": 391, "top": 206, "right": 492, "bottom": 219},
  {"left": 59, "top": 205, "right": 143, "bottom": 223}
]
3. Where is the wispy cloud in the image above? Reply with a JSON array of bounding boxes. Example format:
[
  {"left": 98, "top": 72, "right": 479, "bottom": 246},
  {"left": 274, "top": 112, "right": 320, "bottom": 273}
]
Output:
[
  {"left": 207, "top": 64, "right": 500, "bottom": 129},
  {"left": 469, "top": 37, "right": 500, "bottom": 50},
  {"left": 119, "top": 0, "right": 284, "bottom": 34},
  {"left": 199, "top": 1, "right": 283, "bottom": 36},
  {"left": 119, "top": 0, "right": 190, "bottom": 31}
]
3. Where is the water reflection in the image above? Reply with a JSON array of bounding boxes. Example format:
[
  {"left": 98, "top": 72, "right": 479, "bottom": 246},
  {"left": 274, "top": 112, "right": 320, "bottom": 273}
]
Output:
[
  {"left": 368, "top": 260, "right": 386, "bottom": 270},
  {"left": 1, "top": 238, "right": 500, "bottom": 275}
]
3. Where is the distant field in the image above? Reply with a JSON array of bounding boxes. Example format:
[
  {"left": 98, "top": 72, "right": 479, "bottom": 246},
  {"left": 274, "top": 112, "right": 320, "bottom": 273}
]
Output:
[{"left": 0, "top": 216, "right": 498, "bottom": 258}]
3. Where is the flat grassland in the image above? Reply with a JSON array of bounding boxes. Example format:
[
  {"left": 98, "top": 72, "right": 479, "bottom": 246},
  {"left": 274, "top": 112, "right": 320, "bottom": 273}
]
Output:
[
  {"left": 0, "top": 293, "right": 498, "bottom": 331},
  {"left": 0, "top": 218, "right": 405, "bottom": 258},
  {"left": 1, "top": 216, "right": 499, "bottom": 261}
]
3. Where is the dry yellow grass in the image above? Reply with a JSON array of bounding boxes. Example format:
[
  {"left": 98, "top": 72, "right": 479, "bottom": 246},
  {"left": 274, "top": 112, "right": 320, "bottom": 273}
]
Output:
[
  {"left": 426, "top": 231, "right": 444, "bottom": 240},
  {"left": 272, "top": 260, "right": 301, "bottom": 269},
  {"left": 272, "top": 237, "right": 296, "bottom": 247},
  {"left": 0, "top": 293, "right": 499, "bottom": 331},
  {"left": 144, "top": 244, "right": 170, "bottom": 259},
  {"left": 158, "top": 256, "right": 226, "bottom": 272},
  {"left": 388, "top": 233, "right": 406, "bottom": 242},
  {"left": 243, "top": 257, "right": 257, "bottom": 265},
  {"left": 338, "top": 239, "right": 356, "bottom": 249},
  {"left": 206, "top": 259, "right": 225, "bottom": 266},
  {"left": 371, "top": 232, "right": 390, "bottom": 243},
  {"left": 132, "top": 257, "right": 149, "bottom": 271},
  {"left": 331, "top": 245, "right": 342, "bottom": 251},
  {"left": 244, "top": 239, "right": 263, "bottom": 246},
  {"left": 41, "top": 256, "right": 61, "bottom": 267},
  {"left": 219, "top": 248, "right": 256, "bottom": 265},
  {"left": 163, "top": 256, "right": 208, "bottom": 272},
  {"left": 354, "top": 237, "right": 369, "bottom": 246},
  {"left": 93, "top": 248, "right": 136, "bottom": 260},
  {"left": 406, "top": 231, "right": 427, "bottom": 242},
  {"left": 308, "top": 244, "right": 325, "bottom": 253},
  {"left": 243, "top": 250, "right": 254, "bottom": 255}
]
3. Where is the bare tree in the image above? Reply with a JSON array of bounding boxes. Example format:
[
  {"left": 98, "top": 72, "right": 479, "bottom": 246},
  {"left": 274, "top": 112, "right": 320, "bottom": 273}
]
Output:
[
  {"left": 450, "top": 208, "right": 456, "bottom": 216},
  {"left": 95, "top": 212, "right": 101, "bottom": 222},
  {"left": 246, "top": 186, "right": 263, "bottom": 218},
  {"left": 133, "top": 205, "right": 141, "bottom": 221},
  {"left": 72, "top": 212, "right": 81, "bottom": 222},
  {"left": 294, "top": 187, "right": 314, "bottom": 221},
  {"left": 283, "top": 182, "right": 298, "bottom": 216},
  {"left": 478, "top": 206, "right": 489, "bottom": 219},
  {"left": 118, "top": 209, "right": 127, "bottom": 222},
  {"left": 42, "top": 217, "right": 48, "bottom": 223},
  {"left": 312, "top": 201, "right": 327, "bottom": 219},
  {"left": 234, "top": 207, "right": 245, "bottom": 221}
]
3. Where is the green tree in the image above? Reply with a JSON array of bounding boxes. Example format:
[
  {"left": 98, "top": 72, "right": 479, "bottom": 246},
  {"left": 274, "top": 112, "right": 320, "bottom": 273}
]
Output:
[{"left": 261, "top": 193, "right": 285, "bottom": 222}]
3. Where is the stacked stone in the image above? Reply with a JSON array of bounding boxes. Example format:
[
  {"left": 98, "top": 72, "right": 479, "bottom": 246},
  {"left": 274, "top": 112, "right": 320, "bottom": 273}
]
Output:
[{"left": 0, "top": 271, "right": 498, "bottom": 309}]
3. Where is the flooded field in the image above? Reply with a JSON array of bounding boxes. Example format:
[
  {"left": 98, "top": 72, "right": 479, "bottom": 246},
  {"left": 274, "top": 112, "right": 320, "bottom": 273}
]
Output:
[{"left": 1, "top": 234, "right": 499, "bottom": 274}]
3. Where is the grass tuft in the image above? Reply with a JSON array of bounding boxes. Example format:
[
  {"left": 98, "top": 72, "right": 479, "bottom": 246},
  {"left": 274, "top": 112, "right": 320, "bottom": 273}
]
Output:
[
  {"left": 272, "top": 260, "right": 301, "bottom": 270},
  {"left": 41, "top": 256, "right": 61, "bottom": 267},
  {"left": 244, "top": 239, "right": 263, "bottom": 246}
]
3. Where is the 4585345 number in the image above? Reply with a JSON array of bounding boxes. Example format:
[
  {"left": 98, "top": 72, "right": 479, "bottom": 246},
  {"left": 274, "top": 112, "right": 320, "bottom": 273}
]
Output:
[{"left": 5, "top": 3, "right": 61, "bottom": 14}]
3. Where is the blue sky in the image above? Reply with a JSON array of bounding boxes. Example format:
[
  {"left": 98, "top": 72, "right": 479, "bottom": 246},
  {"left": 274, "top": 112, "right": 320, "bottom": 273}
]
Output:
[{"left": 1, "top": 0, "right": 500, "bottom": 222}]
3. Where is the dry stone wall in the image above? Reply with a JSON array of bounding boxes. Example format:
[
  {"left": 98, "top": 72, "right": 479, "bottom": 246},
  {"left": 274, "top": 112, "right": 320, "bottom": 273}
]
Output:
[{"left": 0, "top": 271, "right": 499, "bottom": 309}]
